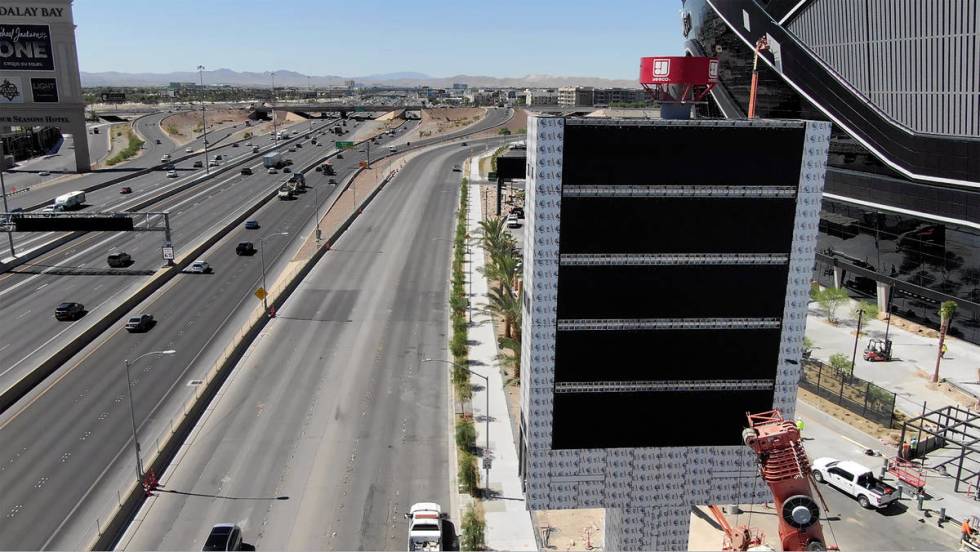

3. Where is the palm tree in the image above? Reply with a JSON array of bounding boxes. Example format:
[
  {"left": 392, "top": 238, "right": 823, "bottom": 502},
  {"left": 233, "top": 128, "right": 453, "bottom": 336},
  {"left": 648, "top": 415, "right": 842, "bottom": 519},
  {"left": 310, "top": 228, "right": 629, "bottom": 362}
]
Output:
[
  {"left": 487, "top": 287, "right": 522, "bottom": 339},
  {"left": 931, "top": 300, "right": 958, "bottom": 383},
  {"left": 498, "top": 336, "right": 522, "bottom": 378}
]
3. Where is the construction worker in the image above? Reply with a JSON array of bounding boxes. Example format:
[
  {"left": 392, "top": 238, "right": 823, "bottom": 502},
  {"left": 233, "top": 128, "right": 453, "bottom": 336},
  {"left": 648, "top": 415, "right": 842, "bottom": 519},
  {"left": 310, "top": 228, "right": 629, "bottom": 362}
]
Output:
[
  {"left": 962, "top": 518, "right": 973, "bottom": 544},
  {"left": 941, "top": 343, "right": 949, "bottom": 358},
  {"left": 795, "top": 418, "right": 805, "bottom": 433}
]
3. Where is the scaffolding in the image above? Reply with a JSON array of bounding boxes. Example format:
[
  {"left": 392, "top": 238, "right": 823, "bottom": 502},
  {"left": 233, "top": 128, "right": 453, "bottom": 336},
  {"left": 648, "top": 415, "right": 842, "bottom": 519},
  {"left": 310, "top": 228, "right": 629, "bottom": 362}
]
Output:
[{"left": 898, "top": 404, "right": 980, "bottom": 497}]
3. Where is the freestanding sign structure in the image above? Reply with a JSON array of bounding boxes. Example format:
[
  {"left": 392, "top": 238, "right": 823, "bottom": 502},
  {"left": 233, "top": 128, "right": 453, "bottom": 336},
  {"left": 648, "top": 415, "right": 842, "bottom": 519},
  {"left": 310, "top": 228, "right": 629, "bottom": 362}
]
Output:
[
  {"left": 519, "top": 115, "right": 830, "bottom": 550},
  {"left": 0, "top": 1, "right": 89, "bottom": 171}
]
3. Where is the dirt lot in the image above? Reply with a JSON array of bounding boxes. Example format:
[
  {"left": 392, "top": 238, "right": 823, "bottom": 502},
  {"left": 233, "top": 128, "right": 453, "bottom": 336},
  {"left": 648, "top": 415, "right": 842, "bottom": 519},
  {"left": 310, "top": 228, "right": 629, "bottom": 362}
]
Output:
[
  {"left": 396, "top": 107, "right": 486, "bottom": 144},
  {"left": 160, "top": 107, "right": 305, "bottom": 146},
  {"left": 472, "top": 108, "right": 529, "bottom": 140}
]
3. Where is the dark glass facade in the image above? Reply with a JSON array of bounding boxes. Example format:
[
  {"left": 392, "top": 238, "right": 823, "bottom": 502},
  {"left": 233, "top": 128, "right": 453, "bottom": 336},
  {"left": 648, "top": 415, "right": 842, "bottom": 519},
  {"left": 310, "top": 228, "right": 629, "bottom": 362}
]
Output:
[{"left": 682, "top": 0, "right": 980, "bottom": 344}]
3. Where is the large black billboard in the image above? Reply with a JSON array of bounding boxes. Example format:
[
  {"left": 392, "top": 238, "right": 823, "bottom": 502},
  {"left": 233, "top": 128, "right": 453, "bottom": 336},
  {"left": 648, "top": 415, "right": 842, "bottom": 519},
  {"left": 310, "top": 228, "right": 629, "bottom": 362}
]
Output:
[
  {"left": 0, "top": 24, "right": 55, "bottom": 71},
  {"left": 13, "top": 215, "right": 134, "bottom": 232}
]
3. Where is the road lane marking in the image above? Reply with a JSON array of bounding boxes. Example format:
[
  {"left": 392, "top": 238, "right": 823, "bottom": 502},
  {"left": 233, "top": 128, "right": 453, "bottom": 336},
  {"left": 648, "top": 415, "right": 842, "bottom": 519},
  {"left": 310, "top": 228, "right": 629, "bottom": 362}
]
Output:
[
  {"left": 16, "top": 309, "right": 31, "bottom": 319},
  {"left": 0, "top": 344, "right": 8, "bottom": 353}
]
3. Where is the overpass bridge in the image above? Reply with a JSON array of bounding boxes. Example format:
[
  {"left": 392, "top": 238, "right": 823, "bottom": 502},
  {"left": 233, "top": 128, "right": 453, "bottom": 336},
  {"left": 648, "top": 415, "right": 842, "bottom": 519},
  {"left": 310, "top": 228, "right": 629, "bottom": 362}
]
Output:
[{"left": 251, "top": 104, "right": 424, "bottom": 119}]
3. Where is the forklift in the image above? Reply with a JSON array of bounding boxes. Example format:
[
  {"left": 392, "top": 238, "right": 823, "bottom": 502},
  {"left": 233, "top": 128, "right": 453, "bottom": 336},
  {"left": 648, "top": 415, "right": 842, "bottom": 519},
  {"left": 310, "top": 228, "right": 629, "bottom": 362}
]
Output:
[{"left": 863, "top": 338, "right": 893, "bottom": 362}]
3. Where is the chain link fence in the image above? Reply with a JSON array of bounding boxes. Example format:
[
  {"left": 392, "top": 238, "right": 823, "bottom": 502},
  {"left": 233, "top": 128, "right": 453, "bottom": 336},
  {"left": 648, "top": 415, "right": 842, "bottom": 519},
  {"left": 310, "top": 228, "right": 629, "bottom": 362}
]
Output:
[{"left": 799, "top": 358, "right": 896, "bottom": 426}]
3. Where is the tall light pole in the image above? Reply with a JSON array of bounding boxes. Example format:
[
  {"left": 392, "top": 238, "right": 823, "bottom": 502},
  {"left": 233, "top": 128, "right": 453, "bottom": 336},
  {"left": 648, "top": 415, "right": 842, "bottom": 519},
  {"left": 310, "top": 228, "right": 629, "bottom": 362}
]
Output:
[
  {"left": 258, "top": 232, "right": 289, "bottom": 316},
  {"left": 423, "top": 358, "right": 490, "bottom": 491},
  {"left": 0, "top": 139, "right": 15, "bottom": 258},
  {"left": 268, "top": 71, "right": 279, "bottom": 145},
  {"left": 197, "top": 65, "right": 211, "bottom": 175},
  {"left": 124, "top": 349, "right": 176, "bottom": 483}
]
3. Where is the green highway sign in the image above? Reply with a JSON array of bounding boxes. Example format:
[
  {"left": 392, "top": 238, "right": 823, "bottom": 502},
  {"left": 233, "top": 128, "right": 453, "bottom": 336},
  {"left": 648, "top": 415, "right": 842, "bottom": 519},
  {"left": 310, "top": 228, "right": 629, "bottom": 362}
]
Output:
[{"left": 335, "top": 141, "right": 354, "bottom": 149}]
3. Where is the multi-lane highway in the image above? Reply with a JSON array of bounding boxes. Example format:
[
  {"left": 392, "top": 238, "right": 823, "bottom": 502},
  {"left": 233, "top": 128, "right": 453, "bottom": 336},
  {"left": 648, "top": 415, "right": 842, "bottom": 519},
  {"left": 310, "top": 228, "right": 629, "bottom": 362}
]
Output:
[
  {"left": 0, "top": 118, "right": 344, "bottom": 388},
  {"left": 0, "top": 108, "right": 509, "bottom": 550},
  {"left": 121, "top": 138, "right": 509, "bottom": 551}
]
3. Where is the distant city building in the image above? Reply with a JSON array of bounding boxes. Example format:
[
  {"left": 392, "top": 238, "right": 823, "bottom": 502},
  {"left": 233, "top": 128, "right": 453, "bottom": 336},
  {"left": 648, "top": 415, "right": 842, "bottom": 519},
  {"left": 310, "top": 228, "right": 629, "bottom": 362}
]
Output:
[
  {"left": 558, "top": 86, "right": 594, "bottom": 107},
  {"left": 345, "top": 80, "right": 356, "bottom": 90},
  {"left": 592, "top": 87, "right": 646, "bottom": 106},
  {"left": 524, "top": 89, "right": 559, "bottom": 106},
  {"left": 452, "top": 83, "right": 468, "bottom": 90}
]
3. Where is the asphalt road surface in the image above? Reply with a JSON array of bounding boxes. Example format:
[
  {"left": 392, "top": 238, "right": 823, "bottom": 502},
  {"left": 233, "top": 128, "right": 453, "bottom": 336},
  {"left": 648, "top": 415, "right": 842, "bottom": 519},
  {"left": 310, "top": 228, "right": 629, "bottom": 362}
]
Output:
[
  {"left": 0, "top": 110, "right": 508, "bottom": 550},
  {"left": 0, "top": 119, "right": 347, "bottom": 390},
  {"left": 1, "top": 123, "right": 111, "bottom": 193},
  {"left": 122, "top": 140, "right": 498, "bottom": 551}
]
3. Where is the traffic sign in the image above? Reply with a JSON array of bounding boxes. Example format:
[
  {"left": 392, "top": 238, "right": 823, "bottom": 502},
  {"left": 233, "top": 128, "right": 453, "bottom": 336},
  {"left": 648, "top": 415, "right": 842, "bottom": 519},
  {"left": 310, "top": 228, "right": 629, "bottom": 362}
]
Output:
[
  {"left": 254, "top": 287, "right": 267, "bottom": 300},
  {"left": 161, "top": 246, "right": 175, "bottom": 261},
  {"left": 482, "top": 457, "right": 492, "bottom": 470},
  {"left": 335, "top": 141, "right": 354, "bottom": 149},
  {"left": 101, "top": 92, "right": 126, "bottom": 102}
]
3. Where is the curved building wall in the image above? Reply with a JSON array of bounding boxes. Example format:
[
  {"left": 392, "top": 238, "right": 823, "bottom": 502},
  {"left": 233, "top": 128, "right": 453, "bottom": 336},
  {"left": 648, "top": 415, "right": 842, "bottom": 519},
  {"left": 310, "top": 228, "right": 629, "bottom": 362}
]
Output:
[{"left": 788, "top": 0, "right": 980, "bottom": 137}]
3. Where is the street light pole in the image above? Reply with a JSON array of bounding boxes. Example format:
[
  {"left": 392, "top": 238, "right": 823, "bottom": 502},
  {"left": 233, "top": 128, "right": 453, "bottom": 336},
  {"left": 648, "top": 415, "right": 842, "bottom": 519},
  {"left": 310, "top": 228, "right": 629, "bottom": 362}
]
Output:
[
  {"left": 258, "top": 232, "right": 289, "bottom": 316},
  {"left": 0, "top": 139, "right": 15, "bottom": 258},
  {"left": 269, "top": 72, "right": 279, "bottom": 145},
  {"left": 423, "top": 358, "right": 490, "bottom": 492},
  {"left": 124, "top": 349, "right": 176, "bottom": 483},
  {"left": 197, "top": 65, "right": 210, "bottom": 175}
]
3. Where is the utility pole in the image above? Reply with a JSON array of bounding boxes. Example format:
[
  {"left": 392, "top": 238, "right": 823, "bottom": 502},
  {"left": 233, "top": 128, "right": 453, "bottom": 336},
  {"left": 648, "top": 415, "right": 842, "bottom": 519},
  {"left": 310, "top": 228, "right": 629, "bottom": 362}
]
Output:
[
  {"left": 0, "top": 139, "right": 15, "bottom": 258},
  {"left": 269, "top": 71, "right": 279, "bottom": 145},
  {"left": 197, "top": 65, "right": 211, "bottom": 174}
]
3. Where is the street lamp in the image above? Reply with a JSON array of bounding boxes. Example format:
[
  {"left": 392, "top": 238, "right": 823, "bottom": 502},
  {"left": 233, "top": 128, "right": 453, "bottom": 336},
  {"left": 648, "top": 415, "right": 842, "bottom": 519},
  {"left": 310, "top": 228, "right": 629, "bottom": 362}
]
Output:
[
  {"left": 197, "top": 65, "right": 211, "bottom": 175},
  {"left": 268, "top": 71, "right": 279, "bottom": 145},
  {"left": 124, "top": 349, "right": 176, "bottom": 483},
  {"left": 423, "top": 358, "right": 490, "bottom": 491},
  {"left": 258, "top": 232, "right": 289, "bottom": 316}
]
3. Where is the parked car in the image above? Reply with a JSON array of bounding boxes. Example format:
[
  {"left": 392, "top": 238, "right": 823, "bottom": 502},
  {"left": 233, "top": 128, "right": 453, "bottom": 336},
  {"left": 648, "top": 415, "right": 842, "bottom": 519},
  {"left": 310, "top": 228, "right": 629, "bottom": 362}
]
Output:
[
  {"left": 167, "top": 170, "right": 178, "bottom": 178},
  {"left": 54, "top": 302, "right": 85, "bottom": 321},
  {"left": 202, "top": 523, "right": 243, "bottom": 551},
  {"left": 240, "top": 167, "right": 253, "bottom": 176},
  {"left": 120, "top": 186, "right": 133, "bottom": 194},
  {"left": 244, "top": 220, "right": 260, "bottom": 230},
  {"left": 510, "top": 206, "right": 525, "bottom": 219},
  {"left": 235, "top": 242, "right": 256, "bottom": 256},
  {"left": 186, "top": 261, "right": 212, "bottom": 274},
  {"left": 811, "top": 458, "right": 901, "bottom": 509},
  {"left": 107, "top": 252, "right": 132, "bottom": 267},
  {"left": 125, "top": 314, "right": 154, "bottom": 332},
  {"left": 506, "top": 214, "right": 521, "bottom": 228}
]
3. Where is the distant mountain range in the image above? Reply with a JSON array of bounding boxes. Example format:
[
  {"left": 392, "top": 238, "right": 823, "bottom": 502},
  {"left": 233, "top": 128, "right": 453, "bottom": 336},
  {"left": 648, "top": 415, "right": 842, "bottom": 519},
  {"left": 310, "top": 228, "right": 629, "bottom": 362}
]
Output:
[{"left": 79, "top": 68, "right": 639, "bottom": 89}]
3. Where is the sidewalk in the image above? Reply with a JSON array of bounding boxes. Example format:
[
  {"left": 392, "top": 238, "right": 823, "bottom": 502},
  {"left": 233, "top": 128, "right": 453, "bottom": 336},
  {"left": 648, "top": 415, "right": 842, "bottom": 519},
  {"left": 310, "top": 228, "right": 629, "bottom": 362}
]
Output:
[
  {"left": 805, "top": 297, "right": 980, "bottom": 415},
  {"left": 463, "top": 155, "right": 537, "bottom": 551}
]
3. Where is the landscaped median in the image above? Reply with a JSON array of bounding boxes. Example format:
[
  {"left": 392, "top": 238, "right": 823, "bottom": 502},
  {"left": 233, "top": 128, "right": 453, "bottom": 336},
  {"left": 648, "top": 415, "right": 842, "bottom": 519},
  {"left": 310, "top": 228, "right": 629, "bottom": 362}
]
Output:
[{"left": 104, "top": 125, "right": 145, "bottom": 166}]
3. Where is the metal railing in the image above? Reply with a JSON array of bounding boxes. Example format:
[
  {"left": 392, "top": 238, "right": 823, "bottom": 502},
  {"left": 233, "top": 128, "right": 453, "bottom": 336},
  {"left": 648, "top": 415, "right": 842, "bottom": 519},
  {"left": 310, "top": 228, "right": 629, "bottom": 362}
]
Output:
[{"left": 799, "top": 358, "right": 896, "bottom": 426}]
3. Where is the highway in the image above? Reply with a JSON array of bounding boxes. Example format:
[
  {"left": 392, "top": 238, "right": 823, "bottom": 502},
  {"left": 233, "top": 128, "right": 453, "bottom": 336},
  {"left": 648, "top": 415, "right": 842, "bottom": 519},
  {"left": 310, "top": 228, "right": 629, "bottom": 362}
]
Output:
[
  {"left": 0, "top": 119, "right": 352, "bottom": 390},
  {"left": 0, "top": 108, "right": 508, "bottom": 549},
  {"left": 121, "top": 140, "right": 503, "bottom": 551}
]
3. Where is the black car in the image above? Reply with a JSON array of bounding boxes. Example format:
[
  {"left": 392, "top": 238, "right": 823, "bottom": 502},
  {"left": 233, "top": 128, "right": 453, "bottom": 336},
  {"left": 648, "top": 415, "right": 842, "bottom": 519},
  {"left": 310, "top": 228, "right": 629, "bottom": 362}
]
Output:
[
  {"left": 235, "top": 242, "right": 256, "bottom": 256},
  {"left": 283, "top": 167, "right": 291, "bottom": 173},
  {"left": 232, "top": 142, "right": 239, "bottom": 148},
  {"left": 240, "top": 167, "right": 253, "bottom": 176},
  {"left": 461, "top": 142, "right": 468, "bottom": 146},
  {"left": 510, "top": 206, "right": 525, "bottom": 219},
  {"left": 202, "top": 524, "right": 242, "bottom": 551},
  {"left": 107, "top": 252, "right": 132, "bottom": 268},
  {"left": 54, "top": 302, "right": 85, "bottom": 321},
  {"left": 215, "top": 154, "right": 223, "bottom": 161},
  {"left": 336, "top": 153, "right": 343, "bottom": 159}
]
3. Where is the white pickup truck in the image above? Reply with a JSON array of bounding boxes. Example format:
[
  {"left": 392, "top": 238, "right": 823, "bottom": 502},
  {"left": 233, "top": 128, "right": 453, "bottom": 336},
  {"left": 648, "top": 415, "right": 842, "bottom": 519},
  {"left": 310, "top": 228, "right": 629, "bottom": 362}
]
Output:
[
  {"left": 405, "top": 502, "right": 444, "bottom": 551},
  {"left": 812, "top": 457, "right": 901, "bottom": 509}
]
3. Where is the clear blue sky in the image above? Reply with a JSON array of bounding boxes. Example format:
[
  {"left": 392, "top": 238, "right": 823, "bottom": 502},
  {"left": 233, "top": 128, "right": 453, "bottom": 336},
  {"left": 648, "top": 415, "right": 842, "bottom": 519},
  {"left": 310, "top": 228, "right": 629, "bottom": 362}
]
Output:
[{"left": 73, "top": 0, "right": 682, "bottom": 79}]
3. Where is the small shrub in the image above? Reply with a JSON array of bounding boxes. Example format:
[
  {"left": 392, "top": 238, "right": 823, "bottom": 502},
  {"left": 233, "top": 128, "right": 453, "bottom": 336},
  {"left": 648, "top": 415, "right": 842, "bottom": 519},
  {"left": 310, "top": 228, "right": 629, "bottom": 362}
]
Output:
[
  {"left": 829, "top": 353, "right": 852, "bottom": 376},
  {"left": 455, "top": 418, "right": 477, "bottom": 451},
  {"left": 460, "top": 503, "right": 486, "bottom": 550},
  {"left": 451, "top": 332, "right": 467, "bottom": 359},
  {"left": 817, "top": 287, "right": 850, "bottom": 323},
  {"left": 458, "top": 452, "right": 479, "bottom": 497}
]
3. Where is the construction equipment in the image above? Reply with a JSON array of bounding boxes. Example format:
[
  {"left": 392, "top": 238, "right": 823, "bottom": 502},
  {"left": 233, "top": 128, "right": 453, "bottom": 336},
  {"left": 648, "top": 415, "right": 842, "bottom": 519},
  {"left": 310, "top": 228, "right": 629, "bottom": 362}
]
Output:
[
  {"left": 742, "top": 410, "right": 831, "bottom": 551},
  {"left": 863, "top": 338, "right": 892, "bottom": 362},
  {"left": 747, "top": 36, "right": 770, "bottom": 118},
  {"left": 707, "top": 505, "right": 769, "bottom": 551}
]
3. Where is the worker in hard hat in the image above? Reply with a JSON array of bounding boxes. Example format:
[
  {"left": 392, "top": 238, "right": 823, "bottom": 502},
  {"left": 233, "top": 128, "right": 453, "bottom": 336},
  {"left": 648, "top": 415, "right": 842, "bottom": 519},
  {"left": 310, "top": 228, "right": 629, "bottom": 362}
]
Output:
[{"left": 962, "top": 518, "right": 973, "bottom": 544}]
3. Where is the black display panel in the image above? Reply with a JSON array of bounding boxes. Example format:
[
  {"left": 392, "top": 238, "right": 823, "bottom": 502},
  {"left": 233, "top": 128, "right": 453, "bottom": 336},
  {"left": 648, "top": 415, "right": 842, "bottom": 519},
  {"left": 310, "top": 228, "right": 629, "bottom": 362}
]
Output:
[
  {"left": 554, "top": 329, "right": 782, "bottom": 383},
  {"left": 559, "top": 197, "right": 797, "bottom": 254},
  {"left": 556, "top": 265, "right": 790, "bottom": 319},
  {"left": 13, "top": 216, "right": 134, "bottom": 232},
  {"left": 552, "top": 389, "right": 776, "bottom": 448},
  {"left": 561, "top": 124, "right": 805, "bottom": 188}
]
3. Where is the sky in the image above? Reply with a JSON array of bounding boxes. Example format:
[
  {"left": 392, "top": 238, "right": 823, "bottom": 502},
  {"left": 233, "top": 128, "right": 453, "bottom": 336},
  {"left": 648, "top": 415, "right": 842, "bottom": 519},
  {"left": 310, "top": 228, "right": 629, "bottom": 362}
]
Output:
[{"left": 73, "top": 0, "right": 682, "bottom": 79}]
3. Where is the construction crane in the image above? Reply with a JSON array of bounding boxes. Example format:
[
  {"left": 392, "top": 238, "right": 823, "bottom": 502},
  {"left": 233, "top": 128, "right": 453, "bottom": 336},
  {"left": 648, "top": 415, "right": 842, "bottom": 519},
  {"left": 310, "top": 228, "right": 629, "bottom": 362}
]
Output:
[{"left": 709, "top": 410, "right": 833, "bottom": 551}]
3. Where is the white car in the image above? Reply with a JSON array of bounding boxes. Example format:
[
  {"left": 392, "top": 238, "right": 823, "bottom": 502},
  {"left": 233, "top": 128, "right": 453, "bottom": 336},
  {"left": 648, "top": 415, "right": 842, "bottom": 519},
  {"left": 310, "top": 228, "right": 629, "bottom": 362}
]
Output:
[
  {"left": 38, "top": 171, "right": 51, "bottom": 176},
  {"left": 185, "top": 147, "right": 193, "bottom": 153},
  {"left": 811, "top": 457, "right": 900, "bottom": 509},
  {"left": 209, "top": 160, "right": 218, "bottom": 167},
  {"left": 267, "top": 167, "right": 278, "bottom": 174},
  {"left": 405, "top": 503, "right": 443, "bottom": 551},
  {"left": 186, "top": 261, "right": 212, "bottom": 274},
  {"left": 506, "top": 215, "right": 520, "bottom": 229},
  {"left": 167, "top": 170, "right": 178, "bottom": 178}
]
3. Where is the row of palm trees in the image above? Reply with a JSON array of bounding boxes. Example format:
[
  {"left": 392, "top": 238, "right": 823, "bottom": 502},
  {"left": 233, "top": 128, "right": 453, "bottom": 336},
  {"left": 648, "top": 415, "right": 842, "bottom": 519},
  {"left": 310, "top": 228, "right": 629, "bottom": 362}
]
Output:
[{"left": 476, "top": 216, "right": 523, "bottom": 378}]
